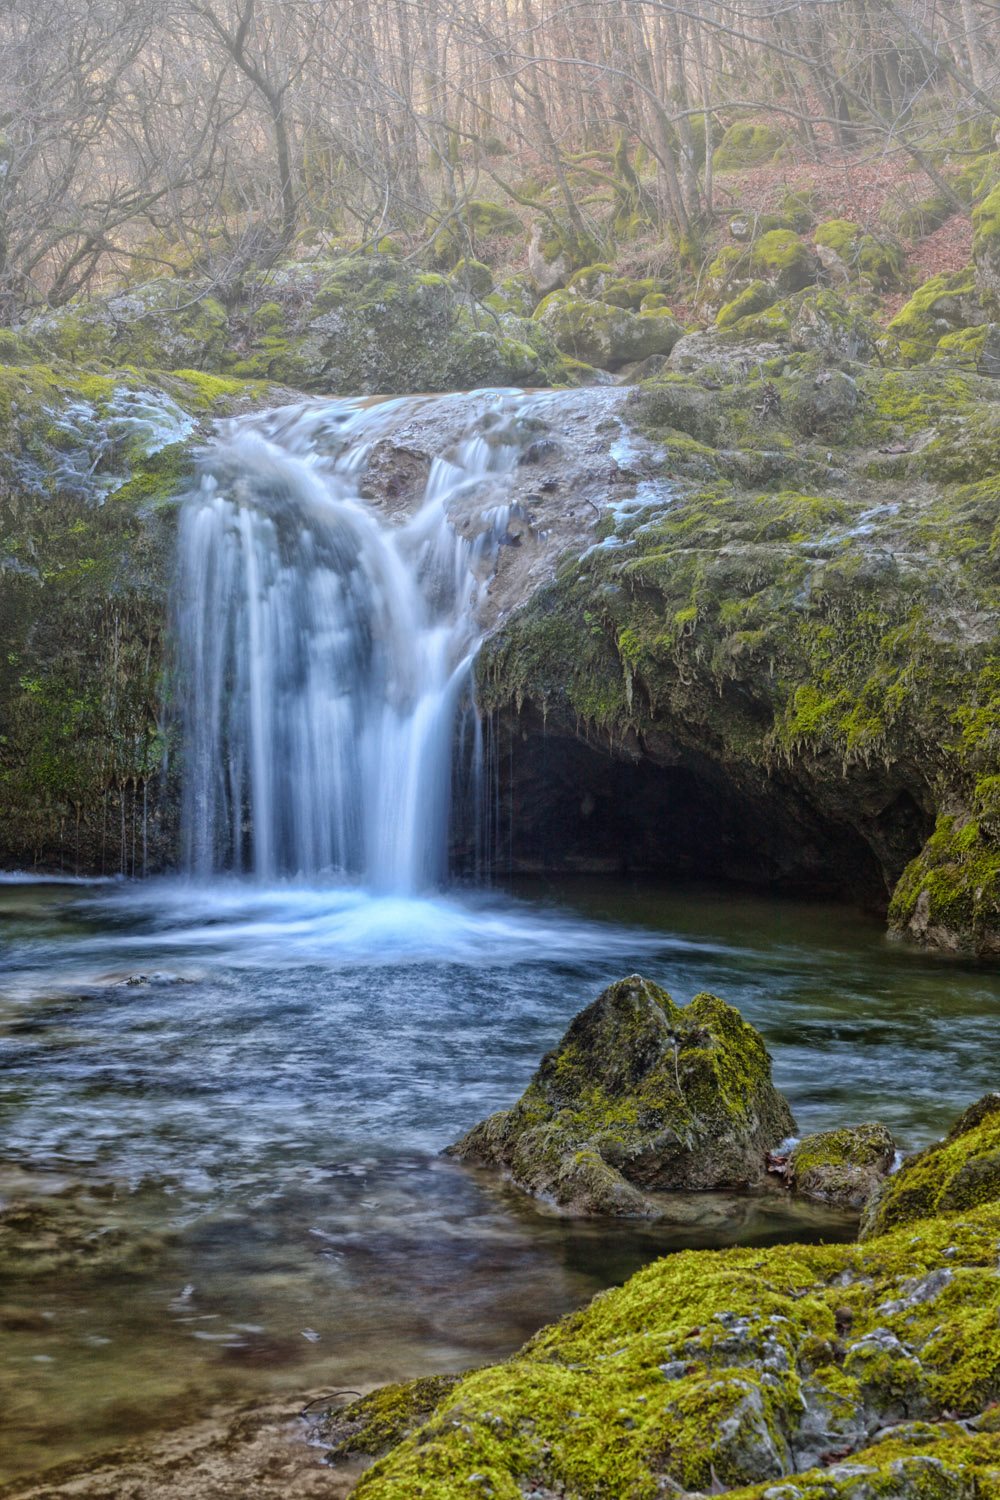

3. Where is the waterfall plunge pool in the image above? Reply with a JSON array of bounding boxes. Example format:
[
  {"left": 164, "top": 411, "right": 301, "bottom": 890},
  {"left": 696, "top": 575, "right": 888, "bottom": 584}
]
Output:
[{"left": 1, "top": 873, "right": 999, "bottom": 1482}]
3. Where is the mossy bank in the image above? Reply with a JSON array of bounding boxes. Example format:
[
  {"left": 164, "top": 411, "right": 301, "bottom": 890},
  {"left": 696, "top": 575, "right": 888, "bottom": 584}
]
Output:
[
  {"left": 476, "top": 295, "right": 1000, "bottom": 953},
  {"left": 322, "top": 1092, "right": 1000, "bottom": 1498}
]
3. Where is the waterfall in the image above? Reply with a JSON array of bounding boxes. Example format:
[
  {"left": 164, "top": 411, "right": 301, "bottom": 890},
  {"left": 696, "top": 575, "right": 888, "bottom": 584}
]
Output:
[{"left": 173, "top": 393, "right": 532, "bottom": 891}]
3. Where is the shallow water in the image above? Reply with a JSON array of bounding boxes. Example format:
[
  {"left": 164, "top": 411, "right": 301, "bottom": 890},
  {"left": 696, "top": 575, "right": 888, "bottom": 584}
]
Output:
[{"left": 1, "top": 875, "right": 998, "bottom": 1480}]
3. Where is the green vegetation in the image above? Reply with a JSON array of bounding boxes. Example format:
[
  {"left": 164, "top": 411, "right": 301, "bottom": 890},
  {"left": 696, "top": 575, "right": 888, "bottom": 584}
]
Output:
[
  {"left": 351, "top": 1094, "right": 1000, "bottom": 1498},
  {"left": 713, "top": 121, "right": 789, "bottom": 170},
  {"left": 449, "top": 976, "right": 794, "bottom": 1212}
]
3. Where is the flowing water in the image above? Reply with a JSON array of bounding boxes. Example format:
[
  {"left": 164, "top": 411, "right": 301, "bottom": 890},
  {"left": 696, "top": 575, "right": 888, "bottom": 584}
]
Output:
[{"left": 2, "top": 392, "right": 999, "bottom": 1482}]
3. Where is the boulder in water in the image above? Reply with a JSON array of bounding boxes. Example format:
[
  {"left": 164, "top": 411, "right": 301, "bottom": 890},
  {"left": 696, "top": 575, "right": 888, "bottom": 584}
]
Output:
[
  {"left": 786, "top": 1122, "right": 896, "bottom": 1209},
  {"left": 448, "top": 974, "right": 795, "bottom": 1214},
  {"left": 861, "top": 1091, "right": 1000, "bottom": 1239}
]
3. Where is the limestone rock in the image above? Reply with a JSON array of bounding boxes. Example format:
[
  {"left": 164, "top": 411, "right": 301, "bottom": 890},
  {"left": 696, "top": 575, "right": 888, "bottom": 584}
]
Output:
[
  {"left": 448, "top": 975, "right": 796, "bottom": 1214},
  {"left": 787, "top": 1123, "right": 896, "bottom": 1209},
  {"left": 528, "top": 223, "right": 571, "bottom": 294},
  {"left": 533, "top": 290, "right": 681, "bottom": 370},
  {"left": 861, "top": 1091, "right": 1000, "bottom": 1239}
]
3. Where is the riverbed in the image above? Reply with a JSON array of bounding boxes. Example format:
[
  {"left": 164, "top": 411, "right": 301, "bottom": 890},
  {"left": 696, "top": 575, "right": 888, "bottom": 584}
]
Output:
[{"left": 1, "top": 874, "right": 998, "bottom": 1482}]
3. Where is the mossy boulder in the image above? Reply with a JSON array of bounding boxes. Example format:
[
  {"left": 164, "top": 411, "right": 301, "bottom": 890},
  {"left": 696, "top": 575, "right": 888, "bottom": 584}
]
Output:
[
  {"left": 449, "top": 258, "right": 494, "bottom": 298},
  {"left": 448, "top": 975, "right": 796, "bottom": 1214},
  {"left": 862, "top": 1093, "right": 1000, "bottom": 1240},
  {"left": 884, "top": 269, "right": 985, "bottom": 363},
  {"left": 788, "top": 1123, "right": 896, "bottom": 1210},
  {"left": 885, "top": 192, "right": 953, "bottom": 241},
  {"left": 21, "top": 279, "right": 230, "bottom": 369},
  {"left": 427, "top": 198, "right": 522, "bottom": 265},
  {"left": 716, "top": 280, "right": 779, "bottom": 329},
  {"left": 729, "top": 212, "right": 794, "bottom": 243},
  {"left": 889, "top": 814, "right": 1000, "bottom": 955},
  {"left": 787, "top": 369, "right": 859, "bottom": 436},
  {"left": 21, "top": 256, "right": 565, "bottom": 396},
  {"left": 814, "top": 219, "right": 906, "bottom": 290},
  {"left": 533, "top": 291, "right": 681, "bottom": 370},
  {"left": 351, "top": 1134, "right": 1000, "bottom": 1497},
  {"left": 483, "top": 274, "right": 538, "bottom": 318},
  {"left": 713, "top": 120, "right": 788, "bottom": 170},
  {"left": 749, "top": 230, "right": 818, "bottom": 293},
  {"left": 973, "top": 183, "right": 1000, "bottom": 306}
]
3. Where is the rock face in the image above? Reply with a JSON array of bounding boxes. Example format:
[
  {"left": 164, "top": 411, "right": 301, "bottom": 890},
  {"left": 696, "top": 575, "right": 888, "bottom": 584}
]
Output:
[
  {"left": 787, "top": 1123, "right": 896, "bottom": 1209},
  {"left": 20, "top": 255, "right": 567, "bottom": 394},
  {"left": 861, "top": 1091, "right": 1000, "bottom": 1239},
  {"left": 449, "top": 975, "right": 796, "bottom": 1214},
  {"left": 339, "top": 1099, "right": 1000, "bottom": 1498}
]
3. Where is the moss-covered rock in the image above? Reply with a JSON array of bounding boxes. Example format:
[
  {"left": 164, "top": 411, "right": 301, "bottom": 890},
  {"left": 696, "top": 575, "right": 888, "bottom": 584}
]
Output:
[
  {"left": 449, "top": 257, "right": 494, "bottom": 298},
  {"left": 21, "top": 279, "right": 230, "bottom": 369},
  {"left": 749, "top": 231, "right": 818, "bottom": 293},
  {"left": 0, "top": 362, "right": 282, "bottom": 873},
  {"left": 533, "top": 290, "right": 681, "bottom": 370},
  {"left": 716, "top": 281, "right": 779, "bottom": 329},
  {"left": 862, "top": 1093, "right": 1000, "bottom": 1240},
  {"left": 448, "top": 975, "right": 795, "bottom": 1214},
  {"left": 814, "top": 220, "right": 906, "bottom": 290},
  {"left": 318, "top": 1376, "right": 461, "bottom": 1464},
  {"left": 729, "top": 212, "right": 794, "bottom": 243},
  {"left": 427, "top": 198, "right": 522, "bottom": 265},
  {"left": 713, "top": 120, "right": 789, "bottom": 170},
  {"left": 20, "top": 255, "right": 567, "bottom": 397},
  {"left": 788, "top": 1124, "right": 896, "bottom": 1210},
  {"left": 884, "top": 269, "right": 985, "bottom": 363},
  {"left": 888, "top": 814, "right": 1000, "bottom": 955},
  {"left": 352, "top": 1164, "right": 1000, "bottom": 1497},
  {"left": 787, "top": 369, "right": 859, "bottom": 436}
]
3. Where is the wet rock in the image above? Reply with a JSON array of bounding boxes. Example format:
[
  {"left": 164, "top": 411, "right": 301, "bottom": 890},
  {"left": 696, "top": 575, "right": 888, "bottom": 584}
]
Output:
[
  {"left": 358, "top": 1098, "right": 1000, "bottom": 1499},
  {"left": 319, "top": 1375, "right": 459, "bottom": 1466},
  {"left": 448, "top": 975, "right": 796, "bottom": 1214},
  {"left": 861, "top": 1091, "right": 1000, "bottom": 1239},
  {"left": 787, "top": 1123, "right": 896, "bottom": 1210}
]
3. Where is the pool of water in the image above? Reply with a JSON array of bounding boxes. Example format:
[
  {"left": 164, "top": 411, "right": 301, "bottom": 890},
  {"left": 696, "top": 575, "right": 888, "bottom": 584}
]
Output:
[{"left": 1, "top": 874, "right": 997, "bottom": 1481}]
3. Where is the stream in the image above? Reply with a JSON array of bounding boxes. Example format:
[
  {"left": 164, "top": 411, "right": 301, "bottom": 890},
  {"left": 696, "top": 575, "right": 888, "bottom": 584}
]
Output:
[
  {"left": 2, "top": 389, "right": 999, "bottom": 1481},
  {"left": 2, "top": 874, "right": 999, "bottom": 1480}
]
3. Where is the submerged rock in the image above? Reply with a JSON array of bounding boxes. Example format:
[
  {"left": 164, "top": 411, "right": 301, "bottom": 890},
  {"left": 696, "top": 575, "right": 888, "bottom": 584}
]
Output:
[
  {"left": 787, "top": 1123, "right": 896, "bottom": 1209},
  {"left": 448, "top": 975, "right": 796, "bottom": 1214}
]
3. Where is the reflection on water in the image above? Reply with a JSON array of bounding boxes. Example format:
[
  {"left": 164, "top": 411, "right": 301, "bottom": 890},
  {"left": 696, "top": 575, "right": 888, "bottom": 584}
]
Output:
[{"left": 1, "top": 874, "right": 998, "bottom": 1480}]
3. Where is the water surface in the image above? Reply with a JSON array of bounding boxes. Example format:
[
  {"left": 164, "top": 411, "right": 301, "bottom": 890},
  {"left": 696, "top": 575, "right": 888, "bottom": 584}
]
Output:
[{"left": 1, "top": 875, "right": 997, "bottom": 1480}]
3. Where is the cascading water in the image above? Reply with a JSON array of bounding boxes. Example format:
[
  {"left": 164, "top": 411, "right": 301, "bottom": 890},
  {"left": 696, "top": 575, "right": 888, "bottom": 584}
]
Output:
[{"left": 174, "top": 393, "right": 535, "bottom": 891}]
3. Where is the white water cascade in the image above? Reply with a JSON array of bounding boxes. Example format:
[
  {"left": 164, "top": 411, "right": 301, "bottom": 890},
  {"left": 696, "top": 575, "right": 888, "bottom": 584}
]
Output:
[{"left": 174, "top": 393, "right": 535, "bottom": 892}]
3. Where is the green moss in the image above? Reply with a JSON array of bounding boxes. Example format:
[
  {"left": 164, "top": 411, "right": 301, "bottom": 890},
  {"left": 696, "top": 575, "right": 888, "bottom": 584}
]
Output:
[
  {"left": 716, "top": 281, "right": 778, "bottom": 328},
  {"left": 355, "top": 1188, "right": 1000, "bottom": 1498},
  {"left": 713, "top": 120, "right": 788, "bottom": 170},
  {"left": 932, "top": 324, "right": 989, "bottom": 364},
  {"left": 815, "top": 219, "right": 906, "bottom": 289},
  {"left": 749, "top": 231, "right": 817, "bottom": 292},
  {"left": 887, "top": 815, "right": 1000, "bottom": 954},
  {"left": 863, "top": 1094, "right": 1000, "bottom": 1239},
  {"left": 885, "top": 269, "right": 983, "bottom": 363},
  {"left": 321, "top": 1376, "right": 461, "bottom": 1461}
]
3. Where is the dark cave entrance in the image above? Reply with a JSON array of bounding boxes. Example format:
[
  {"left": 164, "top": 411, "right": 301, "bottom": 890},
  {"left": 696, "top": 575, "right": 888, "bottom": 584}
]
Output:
[{"left": 478, "top": 725, "right": 933, "bottom": 912}]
